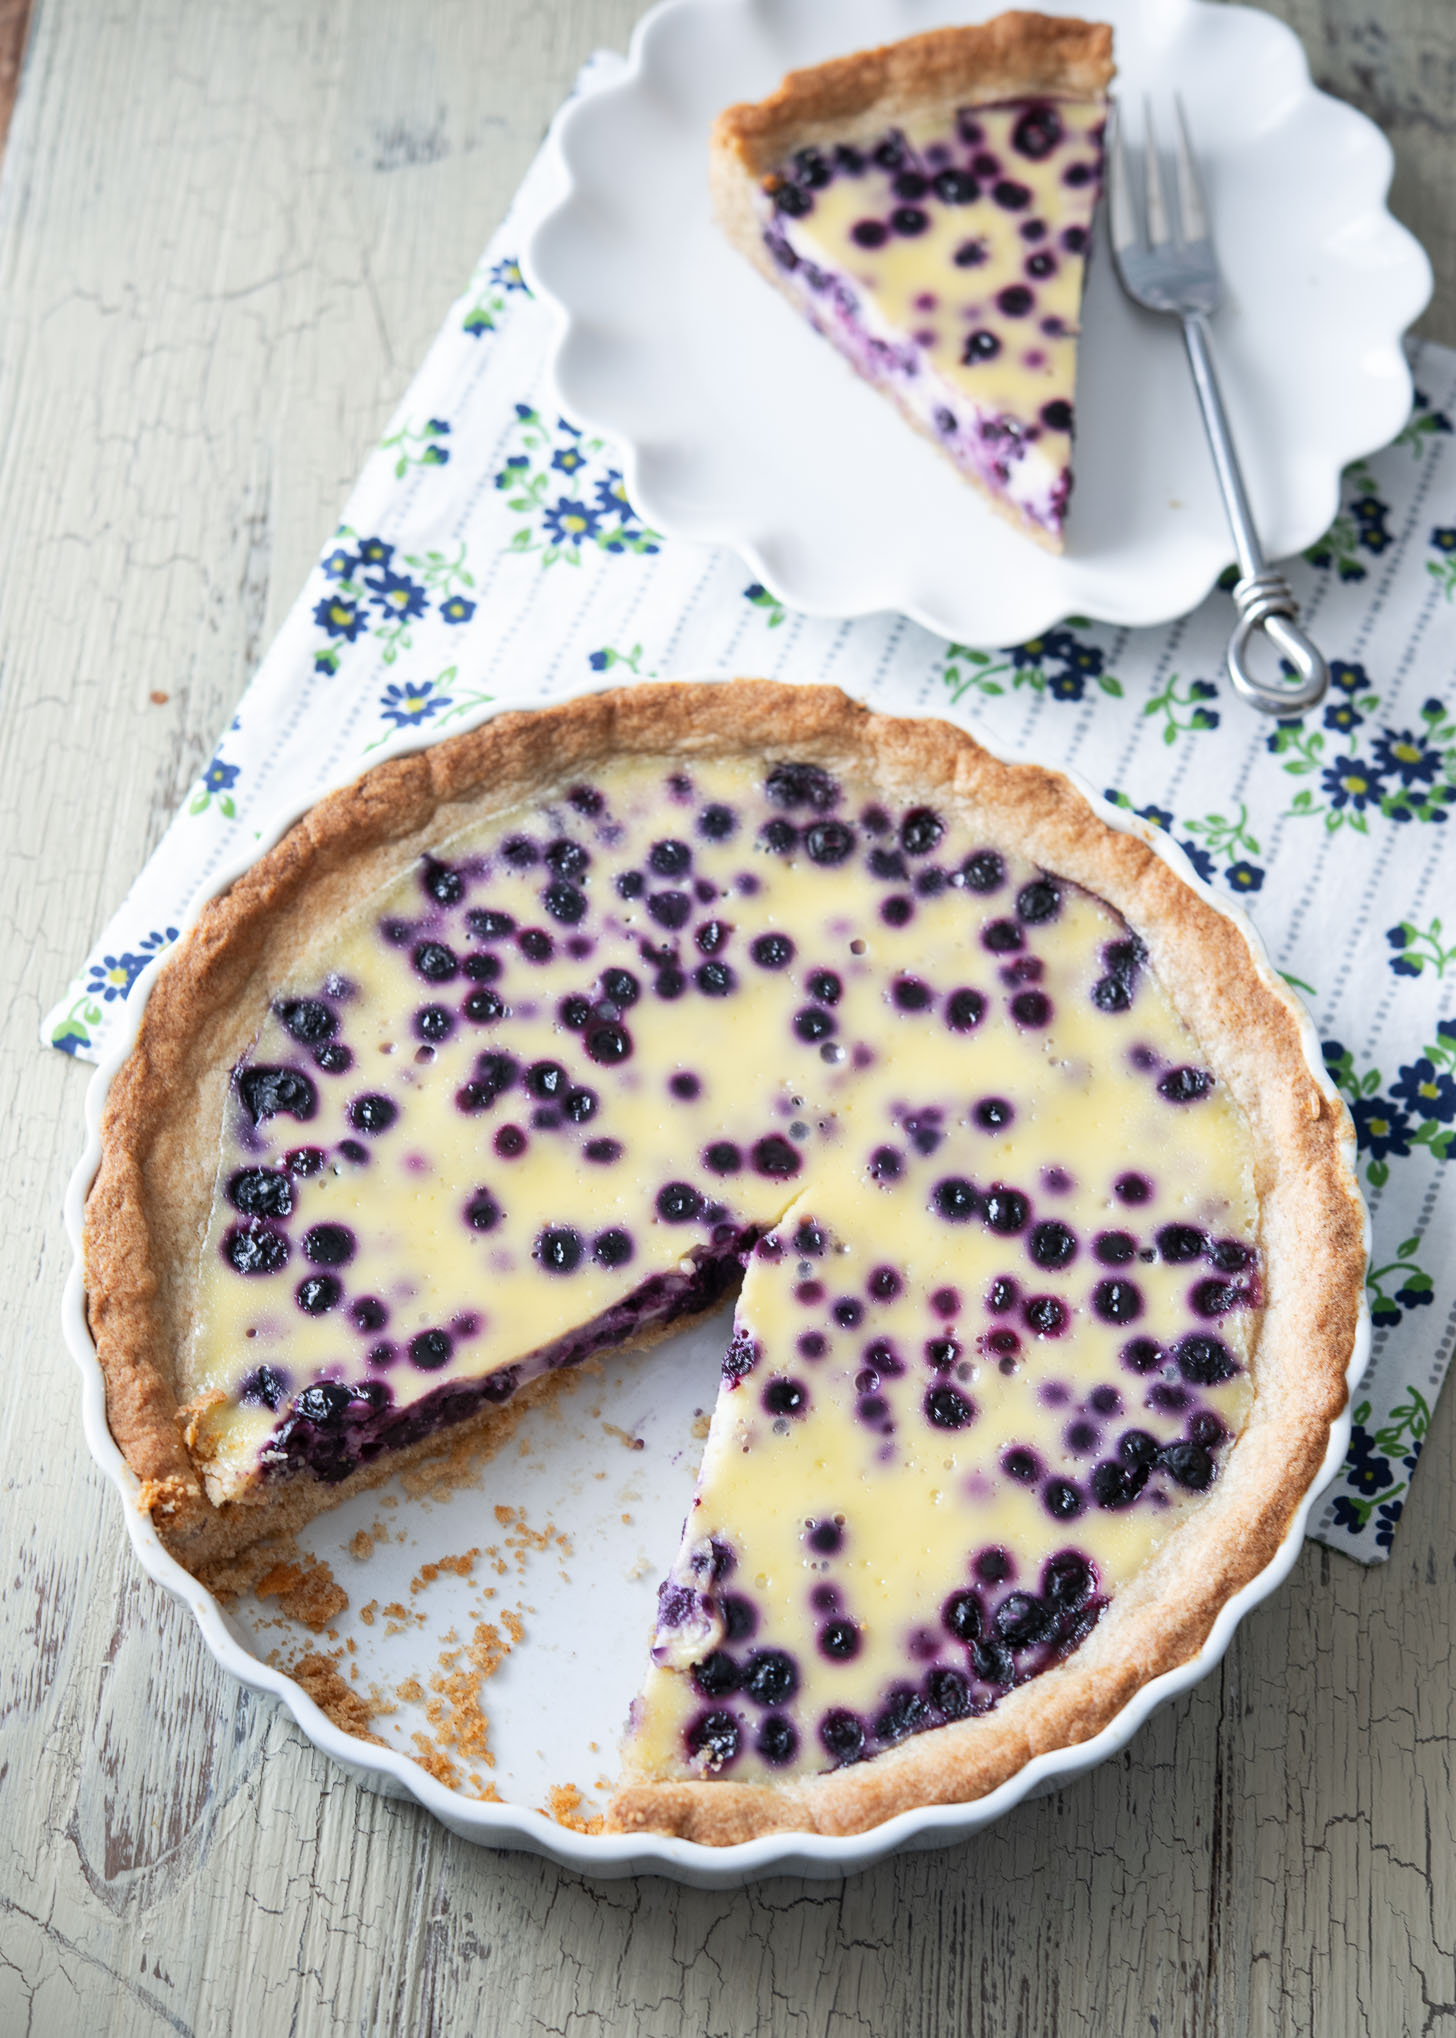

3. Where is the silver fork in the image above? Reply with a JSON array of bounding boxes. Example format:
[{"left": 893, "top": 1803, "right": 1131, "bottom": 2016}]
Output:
[{"left": 1107, "top": 99, "right": 1329, "bottom": 716}]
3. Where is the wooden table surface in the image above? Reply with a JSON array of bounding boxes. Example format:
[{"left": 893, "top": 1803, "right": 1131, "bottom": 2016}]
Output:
[{"left": 3, "top": 3, "right": 1455, "bottom": 2032}]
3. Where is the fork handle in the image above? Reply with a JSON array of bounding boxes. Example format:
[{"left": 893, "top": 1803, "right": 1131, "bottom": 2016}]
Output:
[{"left": 1181, "top": 313, "right": 1330, "bottom": 717}]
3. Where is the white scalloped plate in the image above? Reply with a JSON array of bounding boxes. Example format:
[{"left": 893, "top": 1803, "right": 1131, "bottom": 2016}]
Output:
[
  {"left": 62, "top": 682, "right": 1369, "bottom": 1885},
  {"left": 523, "top": 0, "right": 1430, "bottom": 646}
]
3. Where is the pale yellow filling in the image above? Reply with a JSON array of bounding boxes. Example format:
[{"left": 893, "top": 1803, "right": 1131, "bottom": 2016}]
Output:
[
  {"left": 765, "top": 99, "right": 1104, "bottom": 512},
  {"left": 184, "top": 753, "right": 1256, "bottom": 1788}
]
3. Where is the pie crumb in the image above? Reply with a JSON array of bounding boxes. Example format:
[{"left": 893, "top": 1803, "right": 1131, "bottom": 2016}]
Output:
[
  {"left": 544, "top": 1783, "right": 605, "bottom": 1835},
  {"left": 254, "top": 1557, "right": 348, "bottom": 1632},
  {"left": 290, "top": 1651, "right": 384, "bottom": 1744}
]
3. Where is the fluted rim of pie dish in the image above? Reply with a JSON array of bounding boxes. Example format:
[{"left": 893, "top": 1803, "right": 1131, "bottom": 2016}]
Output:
[{"left": 61, "top": 674, "right": 1370, "bottom": 1886}]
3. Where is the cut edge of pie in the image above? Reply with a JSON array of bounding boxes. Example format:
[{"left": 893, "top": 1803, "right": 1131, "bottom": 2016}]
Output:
[
  {"left": 83, "top": 679, "right": 1365, "bottom": 1843},
  {"left": 708, "top": 12, "right": 1116, "bottom": 551}
]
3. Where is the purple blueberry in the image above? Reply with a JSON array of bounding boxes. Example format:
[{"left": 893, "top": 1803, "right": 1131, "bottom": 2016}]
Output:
[
  {"left": 412, "top": 940, "right": 458, "bottom": 982},
  {"left": 535, "top": 1226, "right": 584, "bottom": 1274},
  {"left": 237, "top": 1066, "right": 317, "bottom": 1126},
  {"left": 1029, "top": 1220, "right": 1077, "bottom": 1269},
  {"left": 227, "top": 1168, "right": 292, "bottom": 1219},
  {"left": 743, "top": 1650, "right": 798, "bottom": 1707},
  {"left": 543, "top": 881, "right": 585, "bottom": 924},
  {"left": 1121, "top": 1336, "right": 1164, "bottom": 1374},
  {"left": 756, "top": 1716, "right": 798, "bottom": 1766},
  {"left": 925, "top": 1384, "right": 975, "bottom": 1429},
  {"left": 892, "top": 975, "right": 932, "bottom": 1012},
  {"left": 1092, "top": 1278, "right": 1143, "bottom": 1324},
  {"left": 686, "top": 1709, "right": 741, "bottom": 1767},
  {"left": 1175, "top": 1333, "right": 1238, "bottom": 1385},
  {"left": 699, "top": 803, "right": 736, "bottom": 840},
  {"left": 1043, "top": 1552, "right": 1094, "bottom": 1611},
  {"left": 303, "top": 1223, "right": 355, "bottom": 1266},
  {"left": 586, "top": 1020, "right": 632, "bottom": 1063},
  {"left": 1091, "top": 1458, "right": 1147, "bottom": 1508},
  {"left": 696, "top": 960, "right": 735, "bottom": 997},
  {"left": 932, "top": 1177, "right": 977, "bottom": 1222},
  {"left": 1160, "top": 1439, "right": 1216, "bottom": 1490},
  {"left": 960, "top": 850, "right": 1006, "bottom": 892},
  {"left": 804, "top": 820, "right": 855, "bottom": 865},
  {"left": 876, "top": 1686, "right": 934, "bottom": 1745},
  {"left": 296, "top": 1274, "right": 341, "bottom": 1314},
  {"left": 745, "top": 1135, "right": 797, "bottom": 1179},
  {"left": 765, "top": 761, "right": 837, "bottom": 810},
  {"left": 463, "top": 987, "right": 504, "bottom": 1024},
  {"left": 983, "top": 1185, "right": 1029, "bottom": 1234},
  {"left": 995, "top": 1592, "right": 1054, "bottom": 1648},
  {"left": 1025, "top": 1295, "right": 1068, "bottom": 1337},
  {"left": 599, "top": 966, "right": 636, "bottom": 1006},
  {"left": 410, "top": 1328, "right": 453, "bottom": 1370},
  {"left": 1159, "top": 1066, "right": 1213, "bottom": 1104},
  {"left": 819, "top": 1709, "right": 866, "bottom": 1765},
  {"left": 224, "top": 1225, "right": 289, "bottom": 1276},
  {"left": 750, "top": 932, "right": 794, "bottom": 969},
  {"left": 277, "top": 998, "right": 336, "bottom": 1046},
  {"left": 794, "top": 1007, "right": 835, "bottom": 1043},
  {"left": 764, "top": 1377, "right": 809, "bottom": 1419},
  {"left": 240, "top": 1366, "right": 288, "bottom": 1409},
  {"left": 1045, "top": 1478, "right": 1084, "bottom": 1520},
  {"left": 1012, "top": 105, "right": 1062, "bottom": 159}
]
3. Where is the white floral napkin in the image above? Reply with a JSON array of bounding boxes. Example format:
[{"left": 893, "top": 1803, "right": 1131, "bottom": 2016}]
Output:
[{"left": 48, "top": 58, "right": 1456, "bottom": 1562}]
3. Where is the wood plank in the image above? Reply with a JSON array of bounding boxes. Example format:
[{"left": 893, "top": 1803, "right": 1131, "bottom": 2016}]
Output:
[
  {"left": 0, "top": 0, "right": 30, "bottom": 157},
  {"left": 0, "top": 3, "right": 1453, "bottom": 2034}
]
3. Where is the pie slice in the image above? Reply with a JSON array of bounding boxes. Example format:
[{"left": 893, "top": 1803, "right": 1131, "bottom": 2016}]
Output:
[
  {"left": 709, "top": 13, "right": 1114, "bottom": 548},
  {"left": 85, "top": 682, "right": 1362, "bottom": 1842}
]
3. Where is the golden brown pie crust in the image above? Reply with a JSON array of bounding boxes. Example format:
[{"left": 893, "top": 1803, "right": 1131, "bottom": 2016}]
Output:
[
  {"left": 712, "top": 12, "right": 1115, "bottom": 176},
  {"left": 83, "top": 680, "right": 1364, "bottom": 1841},
  {"left": 706, "top": 14, "right": 1114, "bottom": 553}
]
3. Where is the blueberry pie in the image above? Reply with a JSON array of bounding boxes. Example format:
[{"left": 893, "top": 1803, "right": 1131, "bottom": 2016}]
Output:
[
  {"left": 86, "top": 682, "right": 1362, "bottom": 1841},
  {"left": 710, "top": 12, "right": 1113, "bottom": 547}
]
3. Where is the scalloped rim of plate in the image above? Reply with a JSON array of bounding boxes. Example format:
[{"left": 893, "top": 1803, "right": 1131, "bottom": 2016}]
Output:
[
  {"left": 523, "top": 0, "right": 1432, "bottom": 646},
  {"left": 61, "top": 676, "right": 1370, "bottom": 1886}
]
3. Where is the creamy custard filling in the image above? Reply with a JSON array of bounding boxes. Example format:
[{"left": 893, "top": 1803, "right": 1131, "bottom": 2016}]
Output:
[
  {"left": 754, "top": 100, "right": 1104, "bottom": 538},
  {"left": 186, "top": 752, "right": 1256, "bottom": 1784}
]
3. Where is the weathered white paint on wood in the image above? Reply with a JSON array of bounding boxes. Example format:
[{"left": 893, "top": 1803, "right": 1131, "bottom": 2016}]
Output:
[{"left": 2, "top": 2, "right": 1454, "bottom": 2032}]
